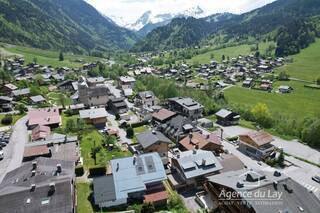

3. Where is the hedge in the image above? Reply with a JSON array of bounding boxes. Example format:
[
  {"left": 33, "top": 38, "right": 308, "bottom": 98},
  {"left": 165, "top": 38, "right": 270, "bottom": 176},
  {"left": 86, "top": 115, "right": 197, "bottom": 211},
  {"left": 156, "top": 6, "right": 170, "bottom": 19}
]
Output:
[
  {"left": 75, "top": 165, "right": 84, "bottom": 177},
  {"left": 1, "top": 115, "right": 13, "bottom": 125},
  {"left": 89, "top": 165, "right": 106, "bottom": 177}
]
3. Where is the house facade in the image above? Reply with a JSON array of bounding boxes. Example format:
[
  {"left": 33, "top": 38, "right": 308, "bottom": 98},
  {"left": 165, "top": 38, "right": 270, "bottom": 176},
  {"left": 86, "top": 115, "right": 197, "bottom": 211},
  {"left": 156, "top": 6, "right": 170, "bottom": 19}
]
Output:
[{"left": 168, "top": 97, "right": 203, "bottom": 120}]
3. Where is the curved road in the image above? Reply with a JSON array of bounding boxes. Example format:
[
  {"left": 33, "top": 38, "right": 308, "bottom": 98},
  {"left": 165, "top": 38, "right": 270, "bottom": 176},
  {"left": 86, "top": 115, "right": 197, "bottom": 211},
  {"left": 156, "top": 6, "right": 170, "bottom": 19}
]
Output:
[{"left": 0, "top": 116, "right": 28, "bottom": 183}]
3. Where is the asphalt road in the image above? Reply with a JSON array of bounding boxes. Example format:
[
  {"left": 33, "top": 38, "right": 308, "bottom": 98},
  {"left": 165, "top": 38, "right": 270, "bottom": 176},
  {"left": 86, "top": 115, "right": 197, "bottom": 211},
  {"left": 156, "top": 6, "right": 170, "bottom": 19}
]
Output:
[{"left": 0, "top": 116, "right": 28, "bottom": 183}]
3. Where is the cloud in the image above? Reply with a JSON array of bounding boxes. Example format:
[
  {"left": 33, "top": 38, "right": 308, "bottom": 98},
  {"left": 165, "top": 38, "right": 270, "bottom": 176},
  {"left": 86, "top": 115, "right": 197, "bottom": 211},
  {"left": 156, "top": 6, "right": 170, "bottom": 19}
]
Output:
[{"left": 85, "top": 0, "right": 277, "bottom": 23}]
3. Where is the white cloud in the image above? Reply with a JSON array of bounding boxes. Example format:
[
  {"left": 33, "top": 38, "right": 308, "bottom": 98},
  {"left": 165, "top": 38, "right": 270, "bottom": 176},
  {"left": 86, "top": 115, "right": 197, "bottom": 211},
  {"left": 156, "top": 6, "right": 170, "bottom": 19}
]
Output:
[{"left": 85, "top": 0, "right": 277, "bottom": 23}]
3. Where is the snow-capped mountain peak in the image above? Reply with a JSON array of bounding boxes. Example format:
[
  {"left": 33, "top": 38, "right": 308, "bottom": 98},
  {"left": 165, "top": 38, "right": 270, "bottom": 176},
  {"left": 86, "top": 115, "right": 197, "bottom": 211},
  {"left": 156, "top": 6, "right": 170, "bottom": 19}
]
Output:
[{"left": 108, "top": 6, "right": 206, "bottom": 31}]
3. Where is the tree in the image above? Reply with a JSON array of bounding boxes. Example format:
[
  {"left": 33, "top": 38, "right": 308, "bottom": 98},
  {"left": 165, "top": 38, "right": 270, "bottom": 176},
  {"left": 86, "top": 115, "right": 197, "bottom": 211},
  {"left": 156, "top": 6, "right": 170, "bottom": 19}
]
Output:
[
  {"left": 59, "top": 51, "right": 64, "bottom": 61},
  {"left": 222, "top": 55, "right": 225, "bottom": 61},
  {"left": 210, "top": 53, "right": 214, "bottom": 59},
  {"left": 126, "top": 126, "right": 134, "bottom": 139},
  {"left": 91, "top": 140, "right": 101, "bottom": 165},
  {"left": 278, "top": 71, "right": 290, "bottom": 81},
  {"left": 278, "top": 149, "right": 285, "bottom": 168},
  {"left": 316, "top": 76, "right": 320, "bottom": 85},
  {"left": 1, "top": 114, "right": 13, "bottom": 125},
  {"left": 115, "top": 113, "right": 120, "bottom": 120},
  {"left": 58, "top": 93, "right": 67, "bottom": 108},
  {"left": 65, "top": 119, "right": 75, "bottom": 133},
  {"left": 16, "top": 104, "right": 27, "bottom": 115},
  {"left": 251, "top": 103, "right": 273, "bottom": 128},
  {"left": 141, "top": 202, "right": 155, "bottom": 213},
  {"left": 33, "top": 57, "right": 38, "bottom": 64},
  {"left": 301, "top": 119, "right": 320, "bottom": 148},
  {"left": 103, "top": 136, "right": 116, "bottom": 148}
]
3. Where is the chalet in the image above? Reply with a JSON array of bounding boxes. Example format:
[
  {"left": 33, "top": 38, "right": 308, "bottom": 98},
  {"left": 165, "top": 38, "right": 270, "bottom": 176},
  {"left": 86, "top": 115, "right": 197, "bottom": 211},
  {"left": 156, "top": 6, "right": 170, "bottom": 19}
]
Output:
[
  {"left": 30, "top": 95, "right": 46, "bottom": 104},
  {"left": 1, "top": 83, "right": 18, "bottom": 95},
  {"left": 56, "top": 80, "right": 74, "bottom": 91},
  {"left": 168, "top": 97, "right": 203, "bottom": 120},
  {"left": 136, "top": 130, "right": 172, "bottom": 164},
  {"left": 135, "top": 91, "right": 156, "bottom": 107},
  {"left": 205, "top": 169, "right": 320, "bottom": 213},
  {"left": 238, "top": 131, "right": 275, "bottom": 160},
  {"left": 0, "top": 158, "right": 75, "bottom": 213},
  {"left": 0, "top": 96, "right": 13, "bottom": 112},
  {"left": 215, "top": 109, "right": 240, "bottom": 126},
  {"left": 78, "top": 77, "right": 110, "bottom": 107},
  {"left": 108, "top": 97, "right": 128, "bottom": 114},
  {"left": 118, "top": 76, "right": 136, "bottom": 89},
  {"left": 93, "top": 153, "right": 167, "bottom": 208},
  {"left": 79, "top": 108, "right": 107, "bottom": 128},
  {"left": 152, "top": 108, "right": 176, "bottom": 125},
  {"left": 27, "top": 107, "right": 61, "bottom": 129},
  {"left": 260, "top": 80, "right": 273, "bottom": 91},
  {"left": 278, "top": 85, "right": 293, "bottom": 93},
  {"left": 242, "top": 78, "right": 253, "bottom": 88},
  {"left": 170, "top": 149, "right": 223, "bottom": 189},
  {"left": 179, "top": 132, "right": 223, "bottom": 154}
]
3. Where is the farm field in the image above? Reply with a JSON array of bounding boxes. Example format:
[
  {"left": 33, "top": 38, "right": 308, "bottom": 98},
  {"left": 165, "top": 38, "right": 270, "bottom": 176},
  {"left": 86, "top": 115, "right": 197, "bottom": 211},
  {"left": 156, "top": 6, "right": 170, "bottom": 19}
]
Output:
[
  {"left": 224, "top": 80, "right": 320, "bottom": 120},
  {"left": 188, "top": 41, "right": 275, "bottom": 64},
  {"left": 276, "top": 39, "right": 320, "bottom": 82},
  {"left": 2, "top": 44, "right": 102, "bottom": 68}
]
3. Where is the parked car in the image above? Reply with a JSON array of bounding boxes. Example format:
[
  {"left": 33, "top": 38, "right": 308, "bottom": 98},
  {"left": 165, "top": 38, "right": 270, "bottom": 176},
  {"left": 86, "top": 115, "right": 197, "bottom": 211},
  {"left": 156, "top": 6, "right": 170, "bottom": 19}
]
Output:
[
  {"left": 0, "top": 150, "right": 4, "bottom": 160},
  {"left": 0, "top": 142, "right": 7, "bottom": 147},
  {"left": 312, "top": 175, "right": 320, "bottom": 183}
]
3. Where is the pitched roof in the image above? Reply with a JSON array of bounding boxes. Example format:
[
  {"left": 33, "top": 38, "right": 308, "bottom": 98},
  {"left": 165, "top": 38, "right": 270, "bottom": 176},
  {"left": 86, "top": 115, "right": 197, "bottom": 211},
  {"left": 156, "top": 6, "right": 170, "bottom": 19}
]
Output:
[
  {"left": 169, "top": 97, "right": 203, "bottom": 110},
  {"left": 30, "top": 95, "right": 45, "bottom": 103},
  {"left": 12, "top": 88, "right": 30, "bottom": 96},
  {"left": 32, "top": 125, "right": 51, "bottom": 141},
  {"left": 240, "top": 131, "right": 273, "bottom": 146},
  {"left": 152, "top": 108, "right": 176, "bottom": 121},
  {"left": 4, "top": 83, "right": 18, "bottom": 91},
  {"left": 137, "top": 91, "right": 155, "bottom": 99},
  {"left": 23, "top": 145, "right": 50, "bottom": 158},
  {"left": 215, "top": 109, "right": 232, "bottom": 118},
  {"left": 137, "top": 130, "right": 171, "bottom": 149},
  {"left": 179, "top": 132, "right": 212, "bottom": 150},
  {"left": 28, "top": 107, "right": 61, "bottom": 127},
  {"left": 176, "top": 150, "right": 223, "bottom": 179}
]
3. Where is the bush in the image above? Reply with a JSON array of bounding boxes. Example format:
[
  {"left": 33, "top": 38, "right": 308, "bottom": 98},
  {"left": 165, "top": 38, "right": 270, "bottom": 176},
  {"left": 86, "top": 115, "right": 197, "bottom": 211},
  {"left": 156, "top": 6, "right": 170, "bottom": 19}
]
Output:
[
  {"left": 65, "top": 109, "right": 78, "bottom": 116},
  {"left": 115, "top": 113, "right": 120, "bottom": 120},
  {"left": 89, "top": 165, "right": 106, "bottom": 177},
  {"left": 131, "top": 120, "right": 149, "bottom": 128},
  {"left": 75, "top": 165, "right": 84, "bottom": 177},
  {"left": 141, "top": 202, "right": 155, "bottom": 213},
  {"left": 1, "top": 115, "right": 13, "bottom": 125},
  {"left": 126, "top": 126, "right": 134, "bottom": 139}
]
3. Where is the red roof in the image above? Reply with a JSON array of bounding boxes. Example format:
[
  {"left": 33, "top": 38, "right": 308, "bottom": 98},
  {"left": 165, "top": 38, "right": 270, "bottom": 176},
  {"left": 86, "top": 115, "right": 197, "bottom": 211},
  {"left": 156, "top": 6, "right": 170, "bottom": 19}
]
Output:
[
  {"left": 179, "top": 132, "right": 221, "bottom": 151},
  {"left": 240, "top": 131, "right": 273, "bottom": 147},
  {"left": 28, "top": 107, "right": 61, "bottom": 127},
  {"left": 23, "top": 145, "right": 50, "bottom": 158},
  {"left": 144, "top": 191, "right": 168, "bottom": 203},
  {"left": 32, "top": 125, "right": 51, "bottom": 141},
  {"left": 152, "top": 108, "right": 176, "bottom": 121}
]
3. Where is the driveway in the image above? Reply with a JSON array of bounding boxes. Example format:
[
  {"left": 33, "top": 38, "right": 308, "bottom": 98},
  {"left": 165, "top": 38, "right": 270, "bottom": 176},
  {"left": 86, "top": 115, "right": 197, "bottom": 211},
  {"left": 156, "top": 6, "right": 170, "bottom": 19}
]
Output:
[
  {"left": 0, "top": 116, "right": 28, "bottom": 183},
  {"left": 106, "top": 111, "right": 132, "bottom": 145}
]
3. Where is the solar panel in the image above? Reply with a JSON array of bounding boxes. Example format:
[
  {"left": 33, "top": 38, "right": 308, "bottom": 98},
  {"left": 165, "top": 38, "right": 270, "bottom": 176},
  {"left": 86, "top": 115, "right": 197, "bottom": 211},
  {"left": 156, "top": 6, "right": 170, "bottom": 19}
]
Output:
[
  {"left": 205, "top": 158, "right": 216, "bottom": 166},
  {"left": 135, "top": 157, "right": 146, "bottom": 175}
]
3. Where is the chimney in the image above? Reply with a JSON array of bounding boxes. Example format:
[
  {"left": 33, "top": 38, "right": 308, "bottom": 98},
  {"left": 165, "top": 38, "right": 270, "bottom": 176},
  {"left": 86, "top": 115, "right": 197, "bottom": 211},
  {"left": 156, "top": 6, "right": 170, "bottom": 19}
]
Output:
[
  {"left": 133, "top": 155, "right": 137, "bottom": 165},
  {"left": 220, "top": 129, "right": 224, "bottom": 140},
  {"left": 177, "top": 154, "right": 180, "bottom": 159},
  {"left": 49, "top": 182, "right": 55, "bottom": 192},
  {"left": 56, "top": 164, "right": 62, "bottom": 173},
  {"left": 193, "top": 149, "right": 197, "bottom": 154},
  {"left": 202, "top": 159, "right": 206, "bottom": 166},
  {"left": 189, "top": 133, "right": 193, "bottom": 144},
  {"left": 152, "top": 130, "right": 156, "bottom": 135},
  {"left": 32, "top": 161, "right": 37, "bottom": 170},
  {"left": 31, "top": 170, "right": 36, "bottom": 177},
  {"left": 273, "top": 181, "right": 278, "bottom": 190},
  {"left": 116, "top": 163, "right": 120, "bottom": 172},
  {"left": 30, "top": 184, "right": 36, "bottom": 192}
]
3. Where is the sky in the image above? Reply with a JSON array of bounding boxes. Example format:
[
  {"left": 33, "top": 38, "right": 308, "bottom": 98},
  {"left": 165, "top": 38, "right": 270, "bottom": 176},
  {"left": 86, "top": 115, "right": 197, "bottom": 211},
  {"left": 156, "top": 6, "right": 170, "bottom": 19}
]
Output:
[{"left": 85, "top": 0, "right": 277, "bottom": 23}]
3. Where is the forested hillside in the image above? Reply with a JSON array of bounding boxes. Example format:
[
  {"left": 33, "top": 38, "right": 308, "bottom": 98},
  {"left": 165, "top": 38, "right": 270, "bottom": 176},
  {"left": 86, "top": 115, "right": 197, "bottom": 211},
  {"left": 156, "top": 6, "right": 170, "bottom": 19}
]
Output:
[
  {"left": 132, "top": 0, "right": 320, "bottom": 56},
  {"left": 0, "top": 0, "right": 139, "bottom": 54}
]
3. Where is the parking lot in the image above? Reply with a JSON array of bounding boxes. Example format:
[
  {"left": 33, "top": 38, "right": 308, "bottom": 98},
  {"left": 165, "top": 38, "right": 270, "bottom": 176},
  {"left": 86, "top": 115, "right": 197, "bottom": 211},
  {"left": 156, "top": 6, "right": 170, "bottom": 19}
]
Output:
[{"left": 0, "top": 116, "right": 28, "bottom": 183}]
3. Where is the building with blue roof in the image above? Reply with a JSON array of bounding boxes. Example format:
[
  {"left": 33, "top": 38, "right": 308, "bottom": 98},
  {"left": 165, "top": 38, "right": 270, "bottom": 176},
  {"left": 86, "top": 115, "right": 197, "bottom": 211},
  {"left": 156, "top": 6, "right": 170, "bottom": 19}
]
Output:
[{"left": 93, "top": 152, "right": 167, "bottom": 208}]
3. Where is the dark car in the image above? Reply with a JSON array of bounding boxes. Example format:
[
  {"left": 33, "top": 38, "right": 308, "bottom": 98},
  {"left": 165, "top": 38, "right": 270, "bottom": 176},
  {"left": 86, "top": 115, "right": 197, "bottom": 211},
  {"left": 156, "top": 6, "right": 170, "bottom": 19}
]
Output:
[{"left": 312, "top": 175, "right": 320, "bottom": 183}]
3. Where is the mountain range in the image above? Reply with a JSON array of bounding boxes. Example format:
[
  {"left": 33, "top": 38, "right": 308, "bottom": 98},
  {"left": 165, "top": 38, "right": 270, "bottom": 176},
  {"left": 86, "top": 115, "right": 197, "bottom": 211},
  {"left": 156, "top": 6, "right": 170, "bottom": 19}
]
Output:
[
  {"left": 0, "top": 0, "right": 138, "bottom": 53},
  {"left": 132, "top": 0, "right": 320, "bottom": 55},
  {"left": 111, "top": 6, "right": 207, "bottom": 36}
]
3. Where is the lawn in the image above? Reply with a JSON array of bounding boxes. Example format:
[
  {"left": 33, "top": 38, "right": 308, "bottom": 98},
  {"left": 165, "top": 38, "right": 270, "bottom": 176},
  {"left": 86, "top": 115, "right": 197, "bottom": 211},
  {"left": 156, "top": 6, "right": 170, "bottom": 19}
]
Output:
[
  {"left": 224, "top": 80, "right": 320, "bottom": 121},
  {"left": 276, "top": 39, "right": 320, "bottom": 82},
  {"left": 80, "top": 130, "right": 131, "bottom": 169},
  {"left": 59, "top": 113, "right": 80, "bottom": 130},
  {"left": 132, "top": 125, "right": 150, "bottom": 143},
  {"left": 0, "top": 114, "right": 25, "bottom": 127},
  {"left": 188, "top": 41, "right": 275, "bottom": 64},
  {"left": 4, "top": 44, "right": 102, "bottom": 68},
  {"left": 76, "top": 182, "right": 96, "bottom": 213},
  {"left": 47, "top": 92, "right": 72, "bottom": 106}
]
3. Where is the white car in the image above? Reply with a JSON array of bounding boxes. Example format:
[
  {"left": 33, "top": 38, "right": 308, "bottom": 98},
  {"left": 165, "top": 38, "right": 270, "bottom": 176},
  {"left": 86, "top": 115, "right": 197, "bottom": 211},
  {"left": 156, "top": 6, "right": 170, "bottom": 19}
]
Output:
[{"left": 0, "top": 150, "right": 4, "bottom": 160}]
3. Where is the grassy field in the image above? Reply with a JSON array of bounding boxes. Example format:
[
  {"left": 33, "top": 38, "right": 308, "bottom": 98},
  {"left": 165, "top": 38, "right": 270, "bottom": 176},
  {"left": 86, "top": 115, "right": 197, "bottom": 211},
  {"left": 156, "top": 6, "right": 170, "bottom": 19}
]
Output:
[
  {"left": 224, "top": 80, "right": 320, "bottom": 120},
  {"left": 47, "top": 92, "right": 72, "bottom": 106},
  {"left": 188, "top": 42, "right": 275, "bottom": 64},
  {"left": 2, "top": 44, "right": 102, "bottom": 68},
  {"left": 76, "top": 182, "right": 96, "bottom": 213},
  {"left": 276, "top": 39, "right": 320, "bottom": 82}
]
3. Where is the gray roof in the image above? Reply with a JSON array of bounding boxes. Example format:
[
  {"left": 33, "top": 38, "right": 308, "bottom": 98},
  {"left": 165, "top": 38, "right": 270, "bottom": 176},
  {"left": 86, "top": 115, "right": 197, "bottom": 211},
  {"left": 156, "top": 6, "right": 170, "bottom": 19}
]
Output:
[
  {"left": 12, "top": 88, "right": 30, "bottom": 96},
  {"left": 93, "top": 176, "right": 116, "bottom": 204},
  {"left": 79, "top": 108, "right": 107, "bottom": 119},
  {"left": 169, "top": 97, "right": 203, "bottom": 110},
  {"left": 87, "top": 77, "right": 105, "bottom": 84},
  {"left": 93, "top": 153, "right": 166, "bottom": 205},
  {"left": 0, "top": 157, "right": 74, "bottom": 213},
  {"left": 119, "top": 76, "right": 136, "bottom": 83},
  {"left": 215, "top": 109, "right": 232, "bottom": 118},
  {"left": 137, "top": 91, "right": 155, "bottom": 99},
  {"left": 207, "top": 169, "right": 320, "bottom": 213},
  {"left": 87, "top": 85, "right": 109, "bottom": 97},
  {"left": 137, "top": 130, "right": 172, "bottom": 149},
  {"left": 30, "top": 95, "right": 45, "bottom": 103},
  {"left": 0, "top": 96, "right": 13, "bottom": 102},
  {"left": 176, "top": 150, "right": 223, "bottom": 179}
]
